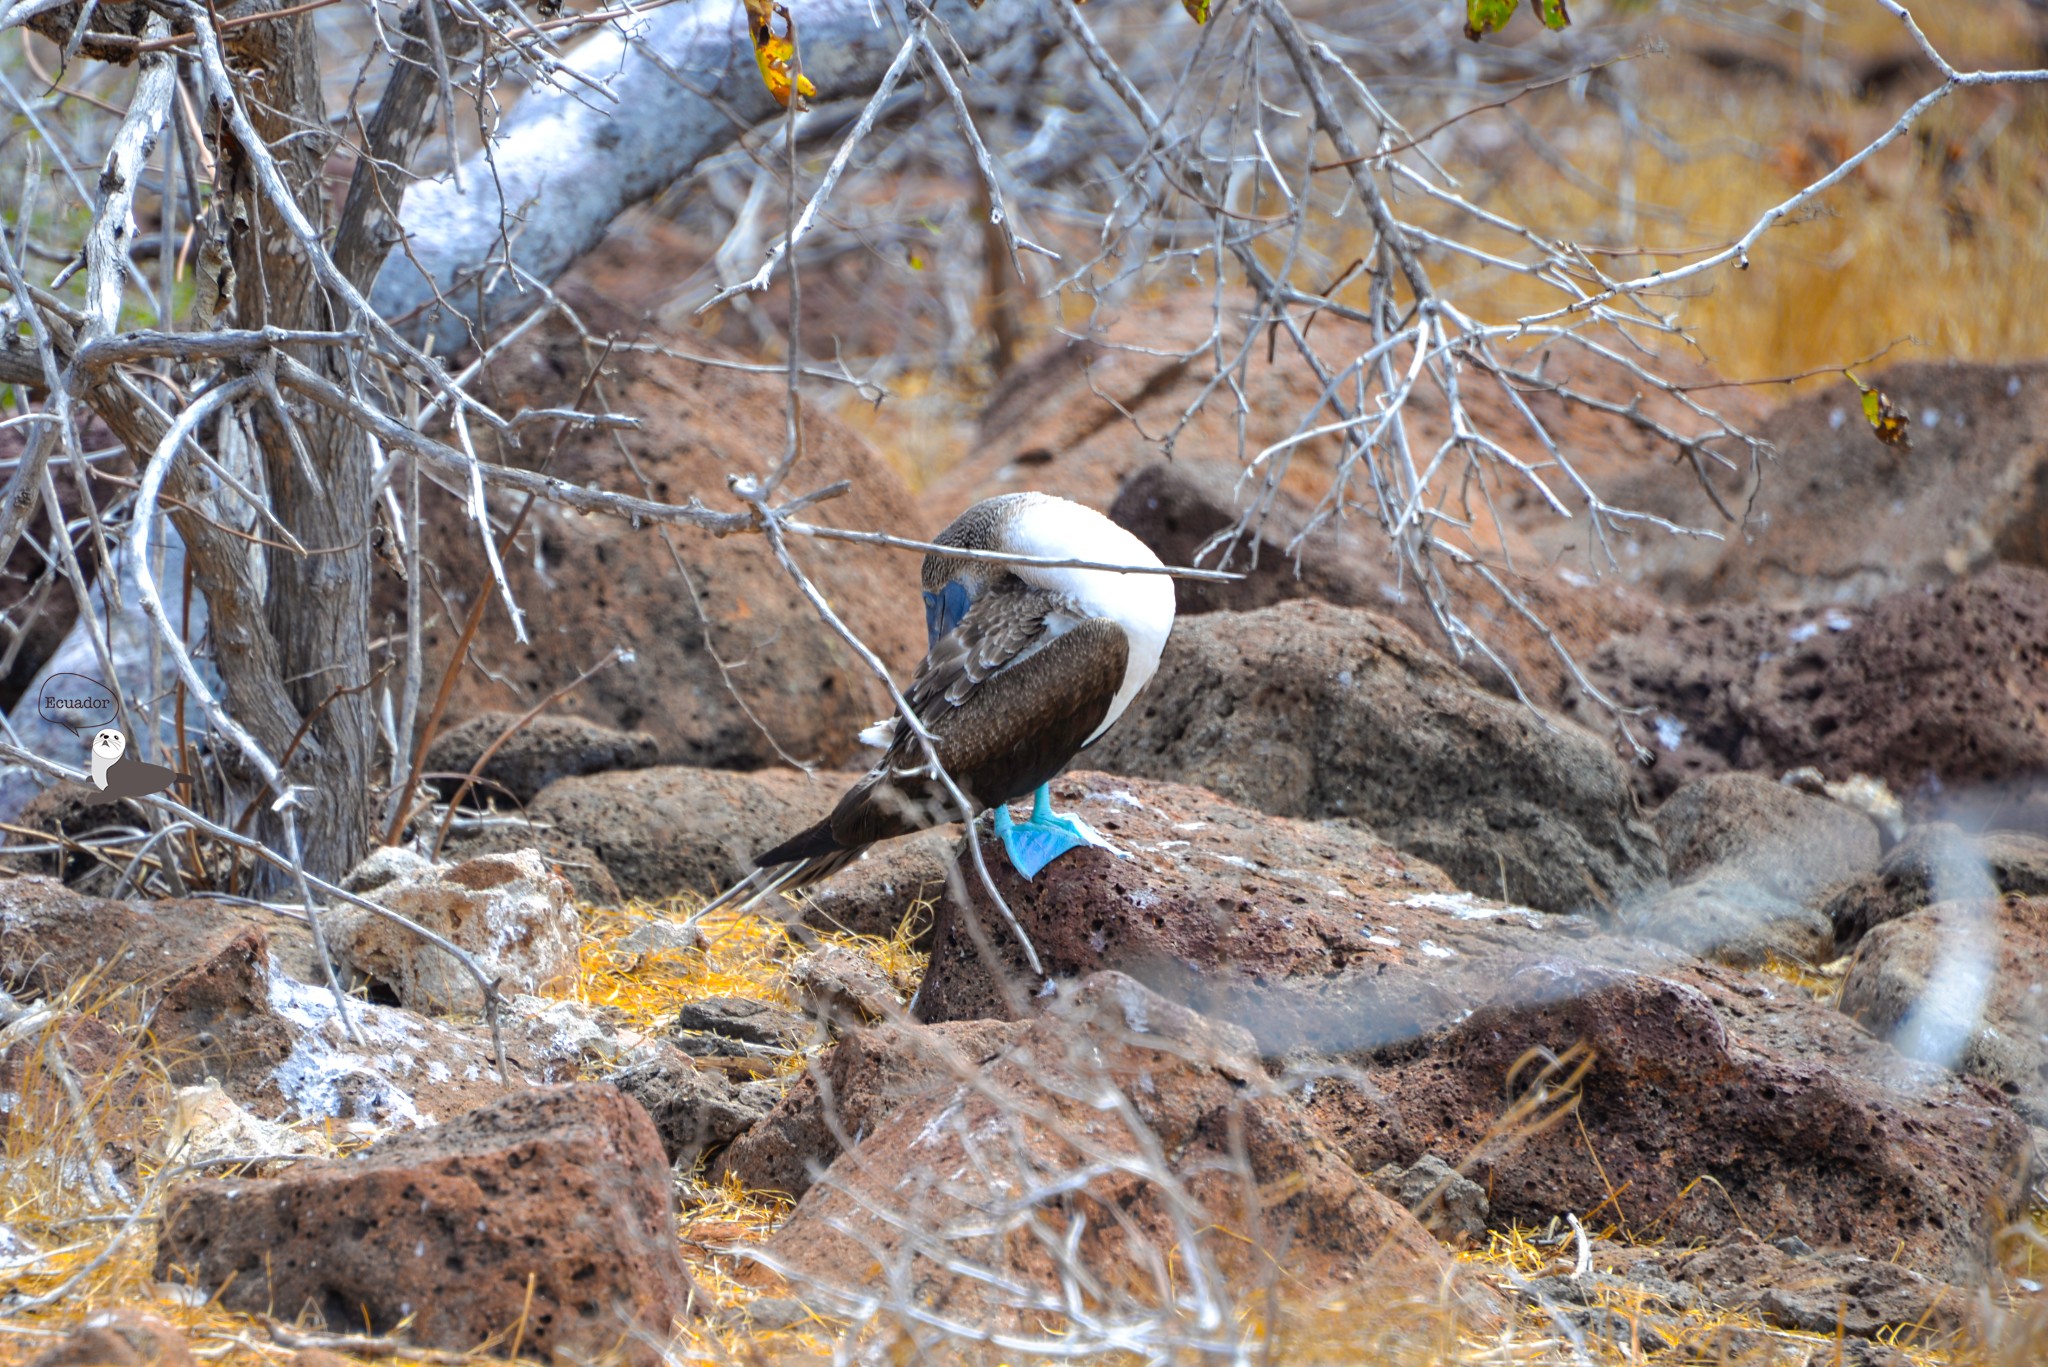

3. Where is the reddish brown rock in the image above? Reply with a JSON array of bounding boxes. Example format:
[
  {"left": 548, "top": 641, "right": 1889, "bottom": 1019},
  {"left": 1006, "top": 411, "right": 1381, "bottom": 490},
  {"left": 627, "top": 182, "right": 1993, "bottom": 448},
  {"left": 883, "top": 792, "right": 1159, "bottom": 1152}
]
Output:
[
  {"left": 1839, "top": 896, "right": 2048, "bottom": 1124},
  {"left": 1622, "top": 772, "right": 1882, "bottom": 967},
  {"left": 713, "top": 1018, "right": 1027, "bottom": 1198},
  {"left": 1720, "top": 362, "right": 2048, "bottom": 604},
  {"left": 907, "top": 771, "right": 1567, "bottom": 1040},
  {"left": 1661, "top": 1234, "right": 1963, "bottom": 1339},
  {"left": 27, "top": 1310, "right": 194, "bottom": 1367},
  {"left": 754, "top": 974, "right": 1485, "bottom": 1342},
  {"left": 2, "top": 783, "right": 143, "bottom": 887},
  {"left": 797, "top": 830, "right": 953, "bottom": 945},
  {"left": 1655, "top": 772, "right": 1881, "bottom": 895},
  {"left": 385, "top": 312, "right": 924, "bottom": 775},
  {"left": 0, "top": 877, "right": 288, "bottom": 1083},
  {"left": 424, "top": 712, "right": 659, "bottom": 805},
  {"left": 156, "top": 1083, "right": 700, "bottom": 1362},
  {"left": 0, "top": 1012, "right": 159, "bottom": 1174},
  {"left": 1566, "top": 566, "right": 2048, "bottom": 805},
  {"left": 1082, "top": 603, "right": 1667, "bottom": 914},
  {"left": 525, "top": 766, "right": 863, "bottom": 903},
  {"left": 1303, "top": 959, "right": 2032, "bottom": 1282},
  {"left": 1516, "top": 361, "right": 2048, "bottom": 607},
  {"left": 1822, "top": 825, "right": 2048, "bottom": 945}
]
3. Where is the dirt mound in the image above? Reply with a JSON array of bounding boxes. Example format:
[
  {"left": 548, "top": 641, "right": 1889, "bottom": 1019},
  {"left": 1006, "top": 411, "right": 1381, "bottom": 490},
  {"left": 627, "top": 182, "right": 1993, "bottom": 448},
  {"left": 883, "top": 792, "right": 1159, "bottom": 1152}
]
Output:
[{"left": 384, "top": 311, "right": 925, "bottom": 774}]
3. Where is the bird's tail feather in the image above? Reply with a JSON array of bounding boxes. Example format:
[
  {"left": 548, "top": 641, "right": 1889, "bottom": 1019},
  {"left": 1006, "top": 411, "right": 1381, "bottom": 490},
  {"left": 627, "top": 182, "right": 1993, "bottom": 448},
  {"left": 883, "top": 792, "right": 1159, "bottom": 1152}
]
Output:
[{"left": 690, "top": 844, "right": 866, "bottom": 924}]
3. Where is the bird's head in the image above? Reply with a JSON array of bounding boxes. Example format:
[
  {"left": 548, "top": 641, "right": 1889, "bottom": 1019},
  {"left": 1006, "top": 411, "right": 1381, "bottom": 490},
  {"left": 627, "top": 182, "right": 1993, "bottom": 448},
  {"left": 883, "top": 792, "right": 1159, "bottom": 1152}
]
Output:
[
  {"left": 920, "top": 494, "right": 1038, "bottom": 646},
  {"left": 92, "top": 727, "right": 127, "bottom": 761}
]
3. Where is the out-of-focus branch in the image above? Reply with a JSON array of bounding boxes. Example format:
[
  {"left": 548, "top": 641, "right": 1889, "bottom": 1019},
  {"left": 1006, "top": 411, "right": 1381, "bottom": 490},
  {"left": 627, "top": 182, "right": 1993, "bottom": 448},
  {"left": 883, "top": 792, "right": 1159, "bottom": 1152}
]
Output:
[{"left": 371, "top": 0, "right": 1044, "bottom": 349}]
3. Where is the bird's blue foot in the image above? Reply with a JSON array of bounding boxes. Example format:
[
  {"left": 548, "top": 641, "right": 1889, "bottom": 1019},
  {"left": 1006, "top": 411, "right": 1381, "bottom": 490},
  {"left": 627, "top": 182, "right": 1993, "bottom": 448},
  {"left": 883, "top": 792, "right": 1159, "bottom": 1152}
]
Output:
[{"left": 992, "top": 785, "right": 1125, "bottom": 880}]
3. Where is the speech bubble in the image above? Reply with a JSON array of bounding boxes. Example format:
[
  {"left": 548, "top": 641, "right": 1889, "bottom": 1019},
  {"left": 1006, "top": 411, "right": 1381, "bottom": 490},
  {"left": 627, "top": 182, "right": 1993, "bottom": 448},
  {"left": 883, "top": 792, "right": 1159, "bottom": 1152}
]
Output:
[{"left": 37, "top": 673, "right": 117, "bottom": 736}]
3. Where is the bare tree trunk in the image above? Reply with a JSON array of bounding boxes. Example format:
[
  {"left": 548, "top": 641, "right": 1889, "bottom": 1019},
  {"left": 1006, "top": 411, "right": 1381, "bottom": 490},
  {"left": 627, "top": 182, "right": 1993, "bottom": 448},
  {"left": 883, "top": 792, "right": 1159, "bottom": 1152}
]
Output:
[{"left": 205, "top": 11, "right": 373, "bottom": 883}]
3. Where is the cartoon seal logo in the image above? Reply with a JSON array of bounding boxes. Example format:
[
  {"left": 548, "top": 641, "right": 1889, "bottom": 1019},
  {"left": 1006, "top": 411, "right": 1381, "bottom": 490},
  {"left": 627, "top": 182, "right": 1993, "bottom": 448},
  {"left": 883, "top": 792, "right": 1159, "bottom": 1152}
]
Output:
[{"left": 89, "top": 728, "right": 192, "bottom": 801}]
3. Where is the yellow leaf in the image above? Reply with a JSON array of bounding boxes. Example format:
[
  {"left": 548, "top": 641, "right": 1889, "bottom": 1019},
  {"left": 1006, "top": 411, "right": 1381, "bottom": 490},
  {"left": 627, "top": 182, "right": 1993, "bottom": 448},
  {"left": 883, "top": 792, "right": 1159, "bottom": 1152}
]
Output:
[
  {"left": 1843, "top": 369, "right": 1911, "bottom": 451},
  {"left": 744, "top": 0, "right": 816, "bottom": 109},
  {"left": 1182, "top": 0, "right": 1210, "bottom": 21}
]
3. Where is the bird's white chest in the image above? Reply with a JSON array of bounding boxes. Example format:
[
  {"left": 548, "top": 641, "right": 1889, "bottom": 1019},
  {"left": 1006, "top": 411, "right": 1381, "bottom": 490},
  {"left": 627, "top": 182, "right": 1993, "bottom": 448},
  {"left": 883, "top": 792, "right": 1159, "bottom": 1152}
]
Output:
[{"left": 1006, "top": 500, "right": 1176, "bottom": 742}]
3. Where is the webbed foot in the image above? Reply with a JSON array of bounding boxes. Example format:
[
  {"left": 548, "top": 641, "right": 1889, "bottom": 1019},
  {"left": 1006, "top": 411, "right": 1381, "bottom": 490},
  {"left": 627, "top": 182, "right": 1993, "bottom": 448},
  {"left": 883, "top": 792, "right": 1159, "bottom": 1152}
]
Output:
[{"left": 991, "top": 784, "right": 1126, "bottom": 879}]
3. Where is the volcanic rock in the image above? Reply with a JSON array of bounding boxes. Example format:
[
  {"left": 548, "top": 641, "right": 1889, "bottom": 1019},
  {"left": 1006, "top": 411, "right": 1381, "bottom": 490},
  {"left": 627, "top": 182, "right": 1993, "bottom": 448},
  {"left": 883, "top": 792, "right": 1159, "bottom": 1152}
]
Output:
[
  {"left": 27, "top": 1311, "right": 195, "bottom": 1367},
  {"left": 1302, "top": 959, "right": 2032, "bottom": 1282},
  {"left": 1086, "top": 601, "right": 1664, "bottom": 914},
  {"left": 1622, "top": 772, "right": 1881, "bottom": 966},
  {"left": 0, "top": 877, "right": 288, "bottom": 1083},
  {"left": 907, "top": 771, "right": 1571, "bottom": 1038},
  {"left": 784, "top": 946, "right": 902, "bottom": 1025},
  {"left": 423, "top": 712, "right": 659, "bottom": 805},
  {"left": 608, "top": 1040, "right": 773, "bottom": 1166},
  {"left": 1105, "top": 459, "right": 1655, "bottom": 703},
  {"left": 1567, "top": 566, "right": 2048, "bottom": 805},
  {"left": 713, "top": 1017, "right": 1027, "bottom": 1198},
  {"left": 1822, "top": 824, "right": 2048, "bottom": 945},
  {"left": 1661, "top": 1233, "right": 1962, "bottom": 1339},
  {"left": 1838, "top": 895, "right": 2048, "bottom": 1124},
  {"left": 752, "top": 973, "right": 1481, "bottom": 1340},
  {"left": 385, "top": 316, "right": 924, "bottom": 773},
  {"left": 329, "top": 849, "right": 579, "bottom": 1014},
  {"left": 524, "top": 766, "right": 861, "bottom": 903},
  {"left": 155, "top": 1084, "right": 700, "bottom": 1362}
]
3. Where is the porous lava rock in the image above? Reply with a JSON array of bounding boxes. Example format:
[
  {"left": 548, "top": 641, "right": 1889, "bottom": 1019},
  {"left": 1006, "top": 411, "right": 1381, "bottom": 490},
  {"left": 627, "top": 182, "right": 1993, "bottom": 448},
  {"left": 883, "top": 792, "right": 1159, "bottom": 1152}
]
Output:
[
  {"left": 1567, "top": 566, "right": 2048, "bottom": 805},
  {"left": 524, "top": 766, "right": 862, "bottom": 903},
  {"left": 3, "top": 783, "right": 143, "bottom": 886},
  {"left": 907, "top": 771, "right": 1565, "bottom": 1041},
  {"left": 424, "top": 712, "right": 659, "bottom": 805},
  {"left": 155, "top": 1083, "right": 700, "bottom": 1362},
  {"left": 0, "top": 877, "right": 287, "bottom": 1083},
  {"left": 752, "top": 974, "right": 1484, "bottom": 1343},
  {"left": 329, "top": 849, "right": 580, "bottom": 1014},
  {"left": 1302, "top": 959, "right": 2032, "bottom": 1282},
  {"left": 607, "top": 1040, "right": 774, "bottom": 1166},
  {"left": 797, "top": 830, "right": 954, "bottom": 944},
  {"left": 1704, "top": 361, "right": 2048, "bottom": 605},
  {"left": 713, "top": 1018, "right": 1028, "bottom": 1198},
  {"left": 1838, "top": 896, "right": 2048, "bottom": 1124},
  {"left": 385, "top": 313, "right": 924, "bottom": 773},
  {"left": 1822, "top": 824, "right": 2048, "bottom": 946},
  {"left": 783, "top": 945, "right": 902, "bottom": 1025},
  {"left": 1083, "top": 602, "right": 1666, "bottom": 914},
  {"left": 1654, "top": 772, "right": 1881, "bottom": 895}
]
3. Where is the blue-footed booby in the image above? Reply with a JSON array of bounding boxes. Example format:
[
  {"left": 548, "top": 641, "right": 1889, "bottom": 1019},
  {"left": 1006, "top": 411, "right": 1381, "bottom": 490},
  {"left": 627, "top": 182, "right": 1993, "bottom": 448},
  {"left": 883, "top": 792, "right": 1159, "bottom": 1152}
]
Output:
[{"left": 701, "top": 492, "right": 1176, "bottom": 914}]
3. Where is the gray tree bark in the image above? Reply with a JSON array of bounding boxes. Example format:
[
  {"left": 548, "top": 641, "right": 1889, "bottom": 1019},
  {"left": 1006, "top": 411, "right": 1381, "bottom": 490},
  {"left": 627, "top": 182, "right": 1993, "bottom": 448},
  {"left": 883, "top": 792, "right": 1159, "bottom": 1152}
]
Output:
[{"left": 371, "top": 0, "right": 1038, "bottom": 349}]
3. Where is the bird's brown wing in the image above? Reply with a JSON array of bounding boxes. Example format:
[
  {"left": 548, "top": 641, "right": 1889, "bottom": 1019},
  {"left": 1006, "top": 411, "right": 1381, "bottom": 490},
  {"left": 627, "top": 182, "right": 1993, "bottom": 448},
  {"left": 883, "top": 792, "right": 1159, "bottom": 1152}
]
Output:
[{"left": 751, "top": 591, "right": 1127, "bottom": 868}]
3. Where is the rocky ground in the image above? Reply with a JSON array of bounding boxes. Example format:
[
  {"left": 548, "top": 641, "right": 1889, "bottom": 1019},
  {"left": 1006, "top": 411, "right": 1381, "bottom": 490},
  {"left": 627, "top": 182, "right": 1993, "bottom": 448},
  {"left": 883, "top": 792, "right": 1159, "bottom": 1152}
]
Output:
[
  {"left": 3, "top": 9, "right": 2048, "bottom": 1361},
  {"left": 1, "top": 304, "right": 2045, "bottom": 1366}
]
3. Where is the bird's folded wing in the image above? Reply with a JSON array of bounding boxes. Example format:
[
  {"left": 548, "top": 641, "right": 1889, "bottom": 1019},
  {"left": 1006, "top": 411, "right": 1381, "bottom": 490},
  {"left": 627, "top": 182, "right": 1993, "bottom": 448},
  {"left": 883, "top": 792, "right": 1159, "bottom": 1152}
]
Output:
[{"left": 828, "top": 612, "right": 1129, "bottom": 849}]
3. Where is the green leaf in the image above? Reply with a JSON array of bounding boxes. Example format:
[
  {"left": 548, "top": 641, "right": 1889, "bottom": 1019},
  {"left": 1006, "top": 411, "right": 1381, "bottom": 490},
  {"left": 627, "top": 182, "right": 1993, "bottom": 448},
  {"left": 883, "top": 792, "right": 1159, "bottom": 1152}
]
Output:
[
  {"left": 1465, "top": 0, "right": 1518, "bottom": 41},
  {"left": 1538, "top": 0, "right": 1570, "bottom": 30}
]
